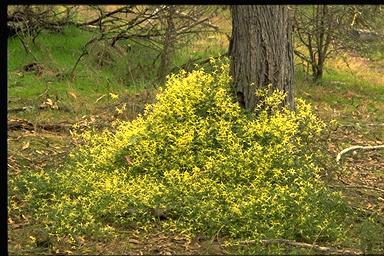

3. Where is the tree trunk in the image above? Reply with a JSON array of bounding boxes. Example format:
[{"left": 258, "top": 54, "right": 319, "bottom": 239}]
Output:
[
  {"left": 230, "top": 5, "right": 295, "bottom": 111},
  {"left": 313, "top": 5, "right": 328, "bottom": 82},
  {"left": 157, "top": 5, "right": 176, "bottom": 85}
]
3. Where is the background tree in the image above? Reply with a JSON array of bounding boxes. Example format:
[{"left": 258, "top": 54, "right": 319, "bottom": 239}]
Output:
[
  {"left": 7, "top": 5, "right": 221, "bottom": 85},
  {"left": 157, "top": 5, "right": 176, "bottom": 85},
  {"left": 230, "top": 5, "right": 294, "bottom": 112},
  {"left": 292, "top": 5, "right": 384, "bottom": 82}
]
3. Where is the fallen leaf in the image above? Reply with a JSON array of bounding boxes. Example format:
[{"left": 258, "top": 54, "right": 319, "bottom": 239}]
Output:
[
  {"left": 69, "top": 92, "right": 77, "bottom": 99},
  {"left": 22, "top": 141, "right": 30, "bottom": 150},
  {"left": 46, "top": 98, "right": 53, "bottom": 106}
]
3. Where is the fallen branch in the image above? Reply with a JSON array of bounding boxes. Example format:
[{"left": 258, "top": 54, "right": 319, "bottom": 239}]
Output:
[
  {"left": 329, "top": 184, "right": 384, "bottom": 194},
  {"left": 336, "top": 145, "right": 384, "bottom": 163},
  {"left": 339, "top": 123, "right": 384, "bottom": 129},
  {"left": 8, "top": 104, "right": 71, "bottom": 113},
  {"left": 8, "top": 119, "right": 74, "bottom": 132},
  {"left": 238, "top": 239, "right": 361, "bottom": 255},
  {"left": 8, "top": 106, "right": 34, "bottom": 113}
]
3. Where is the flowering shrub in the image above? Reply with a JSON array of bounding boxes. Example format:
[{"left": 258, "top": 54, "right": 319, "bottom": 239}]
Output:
[{"left": 13, "top": 58, "right": 348, "bottom": 243}]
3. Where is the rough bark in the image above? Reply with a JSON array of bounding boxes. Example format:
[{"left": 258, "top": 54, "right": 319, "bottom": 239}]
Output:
[
  {"left": 157, "top": 6, "right": 176, "bottom": 85},
  {"left": 230, "top": 5, "right": 295, "bottom": 111}
]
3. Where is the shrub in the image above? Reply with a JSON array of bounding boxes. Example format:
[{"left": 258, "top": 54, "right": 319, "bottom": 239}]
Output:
[{"left": 12, "top": 58, "right": 348, "bottom": 243}]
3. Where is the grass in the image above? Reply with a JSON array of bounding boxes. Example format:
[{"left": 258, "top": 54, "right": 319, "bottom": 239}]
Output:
[
  {"left": 8, "top": 9, "right": 384, "bottom": 255},
  {"left": 295, "top": 58, "right": 384, "bottom": 142},
  {"left": 8, "top": 26, "right": 157, "bottom": 127},
  {"left": 293, "top": 44, "right": 384, "bottom": 254}
]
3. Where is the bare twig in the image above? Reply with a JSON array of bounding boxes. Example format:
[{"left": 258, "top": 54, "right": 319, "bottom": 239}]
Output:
[
  {"left": 95, "top": 94, "right": 107, "bottom": 103},
  {"left": 174, "top": 11, "right": 219, "bottom": 31},
  {"left": 293, "top": 50, "right": 311, "bottom": 64},
  {"left": 15, "top": 29, "right": 38, "bottom": 61},
  {"left": 78, "top": 6, "right": 135, "bottom": 27},
  {"left": 336, "top": 145, "right": 384, "bottom": 163},
  {"left": 37, "top": 81, "right": 50, "bottom": 99},
  {"left": 69, "top": 35, "right": 102, "bottom": 77}
]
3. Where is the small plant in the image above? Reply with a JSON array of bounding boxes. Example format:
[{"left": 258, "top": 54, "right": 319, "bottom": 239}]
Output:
[{"left": 12, "top": 58, "right": 350, "bottom": 245}]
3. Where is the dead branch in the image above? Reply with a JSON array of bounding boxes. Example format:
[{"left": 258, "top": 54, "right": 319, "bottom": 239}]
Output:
[
  {"left": 15, "top": 29, "right": 38, "bottom": 61},
  {"left": 174, "top": 11, "right": 219, "bottom": 31},
  {"left": 330, "top": 184, "right": 384, "bottom": 194},
  {"left": 8, "top": 105, "right": 67, "bottom": 113},
  {"left": 336, "top": 145, "right": 384, "bottom": 163},
  {"left": 293, "top": 49, "right": 312, "bottom": 64},
  {"left": 8, "top": 106, "right": 34, "bottom": 113},
  {"left": 69, "top": 35, "right": 103, "bottom": 77},
  {"left": 95, "top": 94, "right": 107, "bottom": 103},
  {"left": 237, "top": 239, "right": 362, "bottom": 255},
  {"left": 8, "top": 119, "right": 74, "bottom": 132},
  {"left": 37, "top": 81, "right": 50, "bottom": 99}
]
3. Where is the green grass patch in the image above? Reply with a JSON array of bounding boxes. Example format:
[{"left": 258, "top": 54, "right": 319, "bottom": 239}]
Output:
[
  {"left": 7, "top": 25, "right": 227, "bottom": 125},
  {"left": 295, "top": 65, "right": 384, "bottom": 143}
]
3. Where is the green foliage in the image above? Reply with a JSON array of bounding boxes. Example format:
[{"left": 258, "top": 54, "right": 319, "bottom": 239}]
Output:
[{"left": 12, "top": 58, "right": 349, "bottom": 243}]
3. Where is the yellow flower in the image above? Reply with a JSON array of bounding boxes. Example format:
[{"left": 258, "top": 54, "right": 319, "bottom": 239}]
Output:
[{"left": 109, "top": 93, "right": 119, "bottom": 100}]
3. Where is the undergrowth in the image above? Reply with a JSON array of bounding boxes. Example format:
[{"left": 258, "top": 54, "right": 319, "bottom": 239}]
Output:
[{"left": 10, "top": 58, "right": 351, "bottom": 246}]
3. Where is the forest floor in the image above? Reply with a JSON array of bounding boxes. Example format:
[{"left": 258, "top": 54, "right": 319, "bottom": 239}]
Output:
[{"left": 7, "top": 7, "right": 384, "bottom": 255}]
